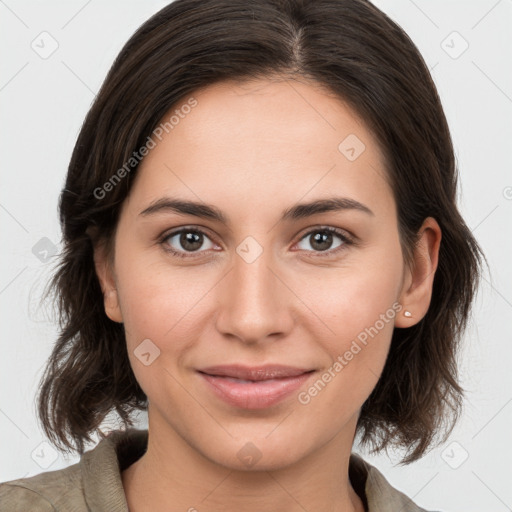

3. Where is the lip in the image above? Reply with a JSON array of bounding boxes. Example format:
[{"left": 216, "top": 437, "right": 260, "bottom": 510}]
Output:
[{"left": 197, "top": 365, "right": 315, "bottom": 409}]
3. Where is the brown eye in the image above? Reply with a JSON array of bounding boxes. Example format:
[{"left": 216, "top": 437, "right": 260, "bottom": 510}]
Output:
[
  {"left": 162, "top": 228, "right": 216, "bottom": 257},
  {"left": 295, "top": 227, "right": 353, "bottom": 257}
]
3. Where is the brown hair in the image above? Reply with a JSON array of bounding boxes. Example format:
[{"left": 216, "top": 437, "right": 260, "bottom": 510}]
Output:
[{"left": 37, "top": 0, "right": 486, "bottom": 463}]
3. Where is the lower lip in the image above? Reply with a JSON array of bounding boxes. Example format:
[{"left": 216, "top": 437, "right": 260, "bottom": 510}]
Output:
[{"left": 198, "top": 371, "right": 314, "bottom": 409}]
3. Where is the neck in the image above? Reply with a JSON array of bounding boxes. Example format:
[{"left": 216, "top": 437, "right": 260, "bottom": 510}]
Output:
[{"left": 122, "top": 409, "right": 365, "bottom": 512}]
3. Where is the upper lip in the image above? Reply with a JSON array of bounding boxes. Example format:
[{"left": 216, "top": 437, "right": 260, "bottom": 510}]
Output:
[{"left": 198, "top": 365, "right": 314, "bottom": 381}]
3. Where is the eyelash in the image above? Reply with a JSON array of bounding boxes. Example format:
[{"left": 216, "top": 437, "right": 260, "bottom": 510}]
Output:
[{"left": 159, "top": 226, "right": 355, "bottom": 260}]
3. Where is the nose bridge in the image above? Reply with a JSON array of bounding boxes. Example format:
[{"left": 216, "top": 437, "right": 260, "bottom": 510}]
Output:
[{"left": 215, "top": 238, "right": 291, "bottom": 342}]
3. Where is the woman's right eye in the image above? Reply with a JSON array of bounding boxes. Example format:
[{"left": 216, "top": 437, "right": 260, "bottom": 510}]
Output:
[{"left": 161, "top": 228, "right": 217, "bottom": 258}]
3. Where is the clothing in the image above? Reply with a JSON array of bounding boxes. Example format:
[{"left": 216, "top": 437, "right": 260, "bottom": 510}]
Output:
[{"left": 0, "top": 428, "right": 434, "bottom": 511}]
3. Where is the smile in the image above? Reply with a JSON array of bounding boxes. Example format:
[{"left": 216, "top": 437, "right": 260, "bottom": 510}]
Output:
[{"left": 197, "top": 365, "right": 316, "bottom": 409}]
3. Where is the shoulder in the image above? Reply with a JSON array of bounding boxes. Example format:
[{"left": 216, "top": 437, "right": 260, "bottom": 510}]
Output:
[
  {"left": 0, "top": 482, "right": 55, "bottom": 511},
  {"left": 350, "top": 453, "right": 442, "bottom": 512},
  {"left": 0, "top": 428, "right": 147, "bottom": 512},
  {"left": 0, "top": 462, "right": 83, "bottom": 511}
]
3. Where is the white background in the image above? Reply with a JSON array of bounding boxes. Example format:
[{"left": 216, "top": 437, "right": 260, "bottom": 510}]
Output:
[{"left": 1, "top": 1, "right": 511, "bottom": 510}]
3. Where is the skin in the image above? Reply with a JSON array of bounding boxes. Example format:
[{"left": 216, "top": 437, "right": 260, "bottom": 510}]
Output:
[{"left": 93, "top": 77, "right": 441, "bottom": 512}]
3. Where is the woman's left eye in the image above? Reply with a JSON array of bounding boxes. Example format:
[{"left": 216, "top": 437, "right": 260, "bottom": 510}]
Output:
[
  {"left": 294, "top": 227, "right": 353, "bottom": 258},
  {"left": 160, "top": 226, "right": 353, "bottom": 259}
]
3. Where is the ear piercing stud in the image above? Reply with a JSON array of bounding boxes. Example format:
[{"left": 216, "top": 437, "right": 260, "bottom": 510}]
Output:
[{"left": 404, "top": 310, "right": 412, "bottom": 318}]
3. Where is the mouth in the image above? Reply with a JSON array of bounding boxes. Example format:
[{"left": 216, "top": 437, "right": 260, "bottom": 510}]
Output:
[{"left": 197, "top": 365, "right": 316, "bottom": 409}]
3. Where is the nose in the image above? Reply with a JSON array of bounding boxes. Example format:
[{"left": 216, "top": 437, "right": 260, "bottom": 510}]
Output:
[{"left": 214, "top": 243, "right": 294, "bottom": 345}]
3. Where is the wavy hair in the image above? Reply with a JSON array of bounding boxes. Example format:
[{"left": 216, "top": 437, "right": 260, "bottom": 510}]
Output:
[{"left": 36, "top": 0, "right": 486, "bottom": 463}]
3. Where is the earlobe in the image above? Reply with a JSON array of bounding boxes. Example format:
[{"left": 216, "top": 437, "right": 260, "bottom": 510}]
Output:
[
  {"left": 91, "top": 238, "right": 124, "bottom": 323},
  {"left": 103, "top": 288, "right": 123, "bottom": 323},
  {"left": 395, "top": 217, "right": 442, "bottom": 328}
]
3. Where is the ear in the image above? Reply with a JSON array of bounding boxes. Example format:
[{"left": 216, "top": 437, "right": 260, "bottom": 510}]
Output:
[
  {"left": 395, "top": 217, "right": 442, "bottom": 328},
  {"left": 91, "top": 237, "right": 123, "bottom": 323}
]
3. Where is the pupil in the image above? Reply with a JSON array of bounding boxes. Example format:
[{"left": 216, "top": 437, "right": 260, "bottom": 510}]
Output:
[
  {"left": 181, "top": 231, "right": 202, "bottom": 251},
  {"left": 311, "top": 231, "right": 332, "bottom": 251}
]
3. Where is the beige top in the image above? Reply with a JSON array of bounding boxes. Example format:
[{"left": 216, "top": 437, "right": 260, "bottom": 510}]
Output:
[{"left": 0, "top": 428, "right": 434, "bottom": 511}]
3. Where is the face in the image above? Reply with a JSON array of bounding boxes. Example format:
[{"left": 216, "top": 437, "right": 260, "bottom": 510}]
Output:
[{"left": 95, "top": 77, "right": 437, "bottom": 471}]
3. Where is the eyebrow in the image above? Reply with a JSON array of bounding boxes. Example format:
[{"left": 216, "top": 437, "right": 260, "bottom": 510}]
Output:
[{"left": 139, "top": 196, "right": 374, "bottom": 223}]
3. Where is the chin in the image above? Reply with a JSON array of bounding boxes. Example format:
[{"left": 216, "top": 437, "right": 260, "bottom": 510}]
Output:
[{"left": 201, "top": 436, "right": 308, "bottom": 472}]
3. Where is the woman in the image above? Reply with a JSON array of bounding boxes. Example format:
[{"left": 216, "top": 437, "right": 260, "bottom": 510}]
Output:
[{"left": 0, "top": 0, "right": 484, "bottom": 510}]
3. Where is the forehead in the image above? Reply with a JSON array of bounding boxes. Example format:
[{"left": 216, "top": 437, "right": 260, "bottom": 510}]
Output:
[{"left": 127, "top": 78, "right": 395, "bottom": 223}]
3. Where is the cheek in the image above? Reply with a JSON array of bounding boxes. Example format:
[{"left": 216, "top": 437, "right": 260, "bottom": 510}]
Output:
[
  {"left": 115, "top": 258, "right": 213, "bottom": 402},
  {"left": 114, "top": 251, "right": 216, "bottom": 354},
  {"left": 293, "top": 244, "right": 403, "bottom": 396},
  {"left": 296, "top": 278, "right": 399, "bottom": 418},
  {"left": 296, "top": 253, "right": 403, "bottom": 346}
]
